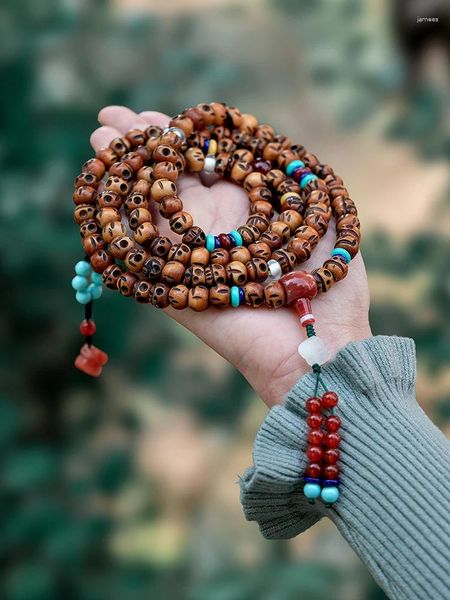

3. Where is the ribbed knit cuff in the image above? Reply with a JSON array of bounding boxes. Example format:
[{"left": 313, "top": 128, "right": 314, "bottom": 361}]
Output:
[{"left": 240, "top": 336, "right": 450, "bottom": 600}]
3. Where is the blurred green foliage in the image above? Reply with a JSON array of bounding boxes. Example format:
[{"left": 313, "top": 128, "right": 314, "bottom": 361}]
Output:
[{"left": 1, "top": 1, "right": 448, "bottom": 599}]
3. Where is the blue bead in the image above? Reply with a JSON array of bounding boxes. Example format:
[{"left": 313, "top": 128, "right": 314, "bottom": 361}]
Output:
[
  {"left": 304, "top": 483, "right": 321, "bottom": 500},
  {"left": 75, "top": 261, "right": 92, "bottom": 277},
  {"left": 300, "top": 173, "right": 318, "bottom": 189},
  {"left": 231, "top": 286, "right": 240, "bottom": 308},
  {"left": 91, "top": 272, "right": 103, "bottom": 285},
  {"left": 303, "top": 477, "right": 320, "bottom": 484},
  {"left": 88, "top": 283, "right": 103, "bottom": 300},
  {"left": 203, "top": 139, "right": 210, "bottom": 154},
  {"left": 238, "top": 287, "right": 245, "bottom": 305},
  {"left": 323, "top": 479, "right": 340, "bottom": 487},
  {"left": 286, "top": 159, "right": 305, "bottom": 176},
  {"left": 321, "top": 486, "right": 340, "bottom": 504},
  {"left": 71, "top": 275, "right": 88, "bottom": 291},
  {"left": 229, "top": 229, "right": 243, "bottom": 247},
  {"left": 206, "top": 234, "right": 216, "bottom": 253},
  {"left": 331, "top": 248, "right": 351, "bottom": 263},
  {"left": 75, "top": 290, "right": 92, "bottom": 305},
  {"left": 214, "top": 236, "right": 220, "bottom": 249}
]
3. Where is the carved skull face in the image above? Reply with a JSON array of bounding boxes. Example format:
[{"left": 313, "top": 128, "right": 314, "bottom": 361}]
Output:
[
  {"left": 102, "top": 264, "right": 123, "bottom": 290},
  {"left": 118, "top": 272, "right": 138, "bottom": 296},
  {"left": 125, "top": 248, "right": 148, "bottom": 273},
  {"left": 167, "top": 243, "right": 191, "bottom": 265},
  {"left": 80, "top": 219, "right": 100, "bottom": 238},
  {"left": 74, "top": 204, "right": 96, "bottom": 224},
  {"left": 153, "top": 144, "right": 178, "bottom": 164},
  {"left": 169, "top": 212, "right": 192, "bottom": 235},
  {"left": 151, "top": 237, "right": 172, "bottom": 258},
  {"left": 264, "top": 282, "right": 286, "bottom": 308},
  {"left": 150, "top": 283, "right": 170, "bottom": 308},
  {"left": 143, "top": 257, "right": 164, "bottom": 280},
  {"left": 209, "top": 285, "right": 230, "bottom": 307},
  {"left": 110, "top": 236, "right": 134, "bottom": 259},
  {"left": 211, "top": 264, "right": 226, "bottom": 285},
  {"left": 109, "top": 161, "right": 133, "bottom": 180},
  {"left": 184, "top": 266, "right": 205, "bottom": 287},
  {"left": 244, "top": 284, "right": 264, "bottom": 307},
  {"left": 134, "top": 280, "right": 152, "bottom": 303},
  {"left": 102, "top": 221, "right": 126, "bottom": 244}
]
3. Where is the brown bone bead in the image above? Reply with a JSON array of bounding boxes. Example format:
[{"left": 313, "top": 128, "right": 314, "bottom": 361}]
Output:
[
  {"left": 278, "top": 209, "right": 303, "bottom": 232},
  {"left": 161, "top": 261, "right": 186, "bottom": 285},
  {"left": 271, "top": 249, "right": 296, "bottom": 273},
  {"left": 159, "top": 196, "right": 183, "bottom": 219},
  {"left": 313, "top": 267, "right": 334, "bottom": 293},
  {"left": 184, "top": 265, "right": 205, "bottom": 287},
  {"left": 287, "top": 238, "right": 312, "bottom": 262},
  {"left": 248, "top": 242, "right": 272, "bottom": 261},
  {"left": 80, "top": 219, "right": 100, "bottom": 238},
  {"left": 83, "top": 234, "right": 105, "bottom": 256},
  {"left": 153, "top": 144, "right": 179, "bottom": 164},
  {"left": 135, "top": 145, "right": 151, "bottom": 162},
  {"left": 134, "top": 280, "right": 152, "bottom": 303},
  {"left": 295, "top": 225, "right": 320, "bottom": 246},
  {"left": 159, "top": 129, "right": 183, "bottom": 150},
  {"left": 104, "top": 176, "right": 130, "bottom": 196},
  {"left": 260, "top": 231, "right": 283, "bottom": 251},
  {"left": 248, "top": 186, "right": 272, "bottom": 203},
  {"left": 216, "top": 131, "right": 233, "bottom": 146},
  {"left": 230, "top": 246, "right": 251, "bottom": 263},
  {"left": 246, "top": 258, "right": 269, "bottom": 282},
  {"left": 90, "top": 249, "right": 113, "bottom": 274},
  {"left": 167, "top": 243, "right": 191, "bottom": 266},
  {"left": 303, "top": 178, "right": 328, "bottom": 195},
  {"left": 183, "top": 107, "right": 205, "bottom": 130},
  {"left": 209, "top": 285, "right": 230, "bottom": 308},
  {"left": 195, "top": 103, "right": 216, "bottom": 126},
  {"left": 226, "top": 106, "right": 242, "bottom": 128},
  {"left": 266, "top": 169, "right": 285, "bottom": 189},
  {"left": 119, "top": 272, "right": 139, "bottom": 297},
  {"left": 125, "top": 193, "right": 149, "bottom": 212},
  {"left": 230, "top": 160, "right": 253, "bottom": 184},
  {"left": 306, "top": 202, "right": 330, "bottom": 220},
  {"left": 150, "top": 283, "right": 170, "bottom": 308},
  {"left": 96, "top": 147, "right": 118, "bottom": 167},
  {"left": 97, "top": 190, "right": 122, "bottom": 209},
  {"left": 125, "top": 129, "right": 147, "bottom": 148},
  {"left": 188, "top": 285, "right": 209, "bottom": 312},
  {"left": 74, "top": 204, "right": 96, "bottom": 224},
  {"left": 250, "top": 200, "right": 274, "bottom": 219},
  {"left": 210, "top": 102, "right": 228, "bottom": 125},
  {"left": 82, "top": 158, "right": 106, "bottom": 179},
  {"left": 73, "top": 186, "right": 96, "bottom": 205},
  {"left": 215, "top": 153, "right": 231, "bottom": 176},
  {"left": 96, "top": 207, "right": 121, "bottom": 228},
  {"left": 190, "top": 247, "right": 210, "bottom": 266},
  {"left": 169, "top": 211, "right": 194, "bottom": 235},
  {"left": 169, "top": 115, "right": 194, "bottom": 137},
  {"left": 336, "top": 214, "right": 360, "bottom": 230},
  {"left": 122, "top": 151, "right": 144, "bottom": 172},
  {"left": 264, "top": 281, "right": 286, "bottom": 308},
  {"left": 152, "top": 162, "right": 178, "bottom": 182},
  {"left": 209, "top": 248, "right": 229, "bottom": 266},
  {"left": 269, "top": 221, "right": 291, "bottom": 244},
  {"left": 304, "top": 213, "right": 329, "bottom": 237},
  {"left": 233, "top": 148, "right": 254, "bottom": 163},
  {"left": 109, "top": 137, "right": 131, "bottom": 157},
  {"left": 308, "top": 189, "right": 329, "bottom": 205},
  {"left": 226, "top": 261, "right": 247, "bottom": 286},
  {"left": 103, "top": 221, "right": 127, "bottom": 243},
  {"left": 263, "top": 143, "right": 282, "bottom": 161},
  {"left": 125, "top": 248, "right": 148, "bottom": 273},
  {"left": 150, "top": 236, "right": 172, "bottom": 258},
  {"left": 102, "top": 264, "right": 123, "bottom": 289},
  {"left": 182, "top": 226, "right": 206, "bottom": 248},
  {"left": 277, "top": 178, "right": 301, "bottom": 196},
  {"left": 169, "top": 284, "right": 189, "bottom": 310},
  {"left": 109, "top": 161, "right": 133, "bottom": 181},
  {"left": 143, "top": 256, "right": 165, "bottom": 280},
  {"left": 204, "top": 266, "right": 214, "bottom": 287},
  {"left": 324, "top": 256, "right": 348, "bottom": 281},
  {"left": 185, "top": 147, "right": 205, "bottom": 172},
  {"left": 277, "top": 149, "right": 299, "bottom": 169},
  {"left": 240, "top": 113, "right": 258, "bottom": 134},
  {"left": 246, "top": 213, "right": 270, "bottom": 233},
  {"left": 243, "top": 282, "right": 264, "bottom": 307},
  {"left": 335, "top": 236, "right": 359, "bottom": 258},
  {"left": 133, "top": 222, "right": 159, "bottom": 246},
  {"left": 75, "top": 172, "right": 99, "bottom": 188},
  {"left": 243, "top": 172, "right": 266, "bottom": 191},
  {"left": 151, "top": 179, "right": 177, "bottom": 202},
  {"left": 110, "top": 236, "right": 134, "bottom": 259},
  {"left": 137, "top": 166, "right": 153, "bottom": 182}
]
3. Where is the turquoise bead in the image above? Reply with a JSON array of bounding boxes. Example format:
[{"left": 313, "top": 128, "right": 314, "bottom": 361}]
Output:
[
  {"left": 88, "top": 283, "right": 103, "bottom": 300},
  {"left": 91, "top": 272, "right": 103, "bottom": 285},
  {"left": 206, "top": 234, "right": 216, "bottom": 253},
  {"left": 286, "top": 159, "right": 305, "bottom": 176},
  {"left": 75, "top": 260, "right": 92, "bottom": 277},
  {"left": 321, "top": 486, "right": 340, "bottom": 504},
  {"left": 229, "top": 230, "right": 243, "bottom": 247},
  {"left": 300, "top": 173, "right": 317, "bottom": 189},
  {"left": 304, "top": 483, "right": 321, "bottom": 500},
  {"left": 331, "top": 248, "right": 351, "bottom": 263},
  {"left": 231, "top": 286, "right": 240, "bottom": 308},
  {"left": 71, "top": 275, "right": 88, "bottom": 291},
  {"left": 75, "top": 290, "right": 92, "bottom": 305}
]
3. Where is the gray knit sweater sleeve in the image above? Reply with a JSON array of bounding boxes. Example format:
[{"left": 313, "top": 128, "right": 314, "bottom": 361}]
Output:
[{"left": 240, "top": 336, "right": 450, "bottom": 600}]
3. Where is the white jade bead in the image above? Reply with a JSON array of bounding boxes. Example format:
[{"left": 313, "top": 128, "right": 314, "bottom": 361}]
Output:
[
  {"left": 297, "top": 336, "right": 333, "bottom": 366},
  {"left": 163, "top": 126, "right": 186, "bottom": 144},
  {"left": 268, "top": 259, "right": 282, "bottom": 280},
  {"left": 203, "top": 155, "right": 216, "bottom": 174}
]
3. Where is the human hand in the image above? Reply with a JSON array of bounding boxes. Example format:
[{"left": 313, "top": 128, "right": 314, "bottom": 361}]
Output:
[{"left": 91, "top": 106, "right": 372, "bottom": 407}]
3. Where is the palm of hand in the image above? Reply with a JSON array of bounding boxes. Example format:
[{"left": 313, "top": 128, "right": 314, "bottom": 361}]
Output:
[{"left": 91, "top": 106, "right": 371, "bottom": 407}]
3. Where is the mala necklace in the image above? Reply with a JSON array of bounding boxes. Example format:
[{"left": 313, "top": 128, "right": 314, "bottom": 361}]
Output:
[{"left": 71, "top": 102, "right": 361, "bottom": 508}]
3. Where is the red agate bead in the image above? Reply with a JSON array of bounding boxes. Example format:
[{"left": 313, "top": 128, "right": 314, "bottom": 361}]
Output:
[
  {"left": 80, "top": 319, "right": 96, "bottom": 336},
  {"left": 279, "top": 270, "right": 318, "bottom": 303},
  {"left": 218, "top": 233, "right": 232, "bottom": 249},
  {"left": 305, "top": 397, "right": 321, "bottom": 413},
  {"left": 306, "top": 463, "right": 322, "bottom": 478},
  {"left": 324, "top": 449, "right": 339, "bottom": 464},
  {"left": 307, "top": 446, "right": 323, "bottom": 462},
  {"left": 325, "top": 433, "right": 341, "bottom": 448},
  {"left": 325, "top": 415, "right": 341, "bottom": 432},
  {"left": 321, "top": 391, "right": 339, "bottom": 409},
  {"left": 294, "top": 297, "right": 315, "bottom": 326},
  {"left": 307, "top": 429, "right": 325, "bottom": 445},
  {"left": 324, "top": 465, "right": 339, "bottom": 480},
  {"left": 306, "top": 414, "right": 323, "bottom": 429}
]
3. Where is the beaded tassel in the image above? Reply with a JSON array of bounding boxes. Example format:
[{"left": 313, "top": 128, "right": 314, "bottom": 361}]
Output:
[{"left": 72, "top": 259, "right": 108, "bottom": 377}]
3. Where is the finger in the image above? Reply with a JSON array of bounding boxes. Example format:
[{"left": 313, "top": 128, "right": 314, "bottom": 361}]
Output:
[
  {"left": 98, "top": 105, "right": 148, "bottom": 134},
  {"left": 139, "top": 111, "right": 171, "bottom": 128},
  {"left": 90, "top": 126, "right": 122, "bottom": 152}
]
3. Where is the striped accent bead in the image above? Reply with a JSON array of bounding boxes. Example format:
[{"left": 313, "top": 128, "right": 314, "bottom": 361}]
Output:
[
  {"left": 286, "top": 159, "right": 305, "bottom": 176},
  {"left": 331, "top": 247, "right": 352, "bottom": 263},
  {"left": 229, "top": 229, "right": 243, "bottom": 247},
  {"left": 300, "top": 173, "right": 318, "bottom": 188}
]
